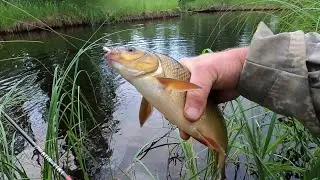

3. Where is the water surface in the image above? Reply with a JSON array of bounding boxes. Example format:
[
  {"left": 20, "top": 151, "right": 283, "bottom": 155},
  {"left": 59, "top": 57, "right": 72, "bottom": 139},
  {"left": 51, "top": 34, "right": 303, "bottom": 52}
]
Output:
[{"left": 0, "top": 11, "right": 278, "bottom": 179}]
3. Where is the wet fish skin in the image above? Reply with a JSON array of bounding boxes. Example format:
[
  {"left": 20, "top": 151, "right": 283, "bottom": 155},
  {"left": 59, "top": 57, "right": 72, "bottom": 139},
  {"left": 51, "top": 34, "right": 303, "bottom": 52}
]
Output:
[{"left": 105, "top": 46, "right": 228, "bottom": 179}]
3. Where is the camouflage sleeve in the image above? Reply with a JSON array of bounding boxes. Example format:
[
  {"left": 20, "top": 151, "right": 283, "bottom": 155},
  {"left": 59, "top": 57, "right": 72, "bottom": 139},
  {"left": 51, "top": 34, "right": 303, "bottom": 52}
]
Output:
[{"left": 237, "top": 22, "right": 320, "bottom": 136}]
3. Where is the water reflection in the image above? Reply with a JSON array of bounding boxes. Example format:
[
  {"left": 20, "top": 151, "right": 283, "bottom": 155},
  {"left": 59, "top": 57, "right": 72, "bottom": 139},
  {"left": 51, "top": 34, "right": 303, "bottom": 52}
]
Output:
[{"left": 0, "top": 11, "right": 276, "bottom": 179}]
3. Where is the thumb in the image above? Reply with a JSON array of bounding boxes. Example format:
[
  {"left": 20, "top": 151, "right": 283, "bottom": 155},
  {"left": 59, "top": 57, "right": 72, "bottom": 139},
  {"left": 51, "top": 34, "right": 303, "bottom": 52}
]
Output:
[{"left": 182, "top": 61, "right": 216, "bottom": 122}]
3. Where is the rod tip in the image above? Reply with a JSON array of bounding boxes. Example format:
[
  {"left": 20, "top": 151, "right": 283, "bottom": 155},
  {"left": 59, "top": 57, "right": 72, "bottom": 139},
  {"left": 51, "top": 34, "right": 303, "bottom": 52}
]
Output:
[{"left": 103, "top": 46, "right": 111, "bottom": 52}]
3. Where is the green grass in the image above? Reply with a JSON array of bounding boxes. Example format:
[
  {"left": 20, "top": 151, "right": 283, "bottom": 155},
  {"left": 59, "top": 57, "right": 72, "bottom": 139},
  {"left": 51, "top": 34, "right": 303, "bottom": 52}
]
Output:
[
  {"left": 2, "top": 0, "right": 316, "bottom": 33},
  {"left": 222, "top": 98, "right": 319, "bottom": 179},
  {"left": 178, "top": 130, "right": 199, "bottom": 180},
  {"left": 0, "top": 0, "right": 282, "bottom": 32},
  {"left": 125, "top": 98, "right": 319, "bottom": 179},
  {"left": 272, "top": 0, "right": 320, "bottom": 32},
  {"left": 0, "top": 38, "right": 101, "bottom": 180},
  {"left": 41, "top": 30, "right": 110, "bottom": 179},
  {"left": 0, "top": 0, "right": 177, "bottom": 31},
  {"left": 0, "top": 73, "right": 37, "bottom": 179}
]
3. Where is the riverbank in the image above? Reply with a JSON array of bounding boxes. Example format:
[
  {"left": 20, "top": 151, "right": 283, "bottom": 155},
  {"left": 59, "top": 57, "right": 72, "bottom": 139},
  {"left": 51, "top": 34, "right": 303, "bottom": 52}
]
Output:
[{"left": 0, "top": 0, "right": 281, "bottom": 34}]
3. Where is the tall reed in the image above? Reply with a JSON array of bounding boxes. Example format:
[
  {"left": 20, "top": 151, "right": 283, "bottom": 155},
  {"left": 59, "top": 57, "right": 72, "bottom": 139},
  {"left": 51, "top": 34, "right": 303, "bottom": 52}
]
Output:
[
  {"left": 0, "top": 74, "right": 37, "bottom": 180},
  {"left": 42, "top": 33, "right": 108, "bottom": 179}
]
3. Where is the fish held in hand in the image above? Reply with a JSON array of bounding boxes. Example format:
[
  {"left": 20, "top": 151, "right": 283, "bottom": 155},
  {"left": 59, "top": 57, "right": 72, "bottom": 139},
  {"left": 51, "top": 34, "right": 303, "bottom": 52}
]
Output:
[{"left": 104, "top": 46, "right": 228, "bottom": 177}]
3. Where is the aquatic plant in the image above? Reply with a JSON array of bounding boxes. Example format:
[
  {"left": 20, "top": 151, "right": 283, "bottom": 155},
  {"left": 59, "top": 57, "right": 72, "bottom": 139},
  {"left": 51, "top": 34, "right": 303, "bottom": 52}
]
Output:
[
  {"left": 41, "top": 29, "right": 114, "bottom": 179},
  {"left": 124, "top": 88, "right": 319, "bottom": 179},
  {"left": 0, "top": 23, "right": 115, "bottom": 180},
  {"left": 0, "top": 75, "right": 35, "bottom": 180}
]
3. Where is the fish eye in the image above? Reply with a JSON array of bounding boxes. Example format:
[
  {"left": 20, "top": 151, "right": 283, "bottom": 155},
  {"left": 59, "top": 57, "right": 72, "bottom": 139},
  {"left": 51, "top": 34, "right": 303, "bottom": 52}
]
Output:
[{"left": 127, "top": 47, "right": 135, "bottom": 52}]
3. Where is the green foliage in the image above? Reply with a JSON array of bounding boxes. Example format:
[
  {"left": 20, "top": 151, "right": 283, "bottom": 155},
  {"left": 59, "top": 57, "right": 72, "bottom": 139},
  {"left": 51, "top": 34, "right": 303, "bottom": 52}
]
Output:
[
  {"left": 127, "top": 97, "right": 319, "bottom": 179},
  {"left": 0, "top": 0, "right": 178, "bottom": 30},
  {"left": 0, "top": 0, "right": 280, "bottom": 31},
  {"left": 238, "top": 0, "right": 320, "bottom": 32},
  {"left": 0, "top": 25, "right": 115, "bottom": 180},
  {"left": 178, "top": 130, "right": 199, "bottom": 179},
  {"left": 274, "top": 0, "right": 320, "bottom": 32},
  {"left": 42, "top": 33, "right": 108, "bottom": 179},
  {"left": 0, "top": 75, "right": 36, "bottom": 179}
]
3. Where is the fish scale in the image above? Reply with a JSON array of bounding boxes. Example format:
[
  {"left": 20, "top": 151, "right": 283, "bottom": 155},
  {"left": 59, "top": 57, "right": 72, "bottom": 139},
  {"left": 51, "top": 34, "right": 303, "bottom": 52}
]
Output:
[{"left": 156, "top": 53, "right": 190, "bottom": 107}]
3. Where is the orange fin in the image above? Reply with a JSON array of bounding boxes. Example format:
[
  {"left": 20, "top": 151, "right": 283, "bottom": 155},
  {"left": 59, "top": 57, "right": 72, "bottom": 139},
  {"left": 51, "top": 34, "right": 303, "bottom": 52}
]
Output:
[
  {"left": 203, "top": 136, "right": 223, "bottom": 153},
  {"left": 193, "top": 129, "right": 226, "bottom": 179},
  {"left": 155, "top": 77, "right": 201, "bottom": 91},
  {"left": 193, "top": 130, "right": 226, "bottom": 155},
  {"left": 139, "top": 97, "right": 153, "bottom": 127}
]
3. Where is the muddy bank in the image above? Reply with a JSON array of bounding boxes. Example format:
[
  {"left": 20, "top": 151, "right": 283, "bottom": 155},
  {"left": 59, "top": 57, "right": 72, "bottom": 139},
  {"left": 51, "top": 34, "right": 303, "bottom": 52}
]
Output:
[
  {"left": 0, "top": 11, "right": 180, "bottom": 35},
  {"left": 196, "top": 5, "right": 280, "bottom": 12},
  {"left": 0, "top": 6, "right": 281, "bottom": 35}
]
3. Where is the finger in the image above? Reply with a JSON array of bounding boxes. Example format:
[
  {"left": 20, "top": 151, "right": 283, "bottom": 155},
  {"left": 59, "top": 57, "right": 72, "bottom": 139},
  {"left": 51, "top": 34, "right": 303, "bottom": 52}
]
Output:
[
  {"left": 183, "top": 65, "right": 215, "bottom": 122},
  {"left": 179, "top": 129, "right": 190, "bottom": 140}
]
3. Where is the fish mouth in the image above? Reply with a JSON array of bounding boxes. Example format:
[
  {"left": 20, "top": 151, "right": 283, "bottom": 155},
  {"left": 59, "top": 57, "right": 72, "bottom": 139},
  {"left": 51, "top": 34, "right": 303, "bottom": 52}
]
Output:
[
  {"left": 104, "top": 47, "right": 118, "bottom": 63},
  {"left": 103, "top": 46, "right": 137, "bottom": 77},
  {"left": 105, "top": 47, "right": 127, "bottom": 72},
  {"left": 104, "top": 46, "right": 145, "bottom": 65},
  {"left": 103, "top": 46, "right": 152, "bottom": 78}
]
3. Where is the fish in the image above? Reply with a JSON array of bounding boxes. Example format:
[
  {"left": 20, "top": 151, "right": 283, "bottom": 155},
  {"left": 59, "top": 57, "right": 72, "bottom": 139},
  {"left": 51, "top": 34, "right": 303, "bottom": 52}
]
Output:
[{"left": 104, "top": 46, "right": 228, "bottom": 179}]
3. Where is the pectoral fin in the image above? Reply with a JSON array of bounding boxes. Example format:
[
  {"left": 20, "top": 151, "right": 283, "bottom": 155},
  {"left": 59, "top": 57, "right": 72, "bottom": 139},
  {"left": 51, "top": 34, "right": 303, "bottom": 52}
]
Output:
[
  {"left": 139, "top": 97, "right": 153, "bottom": 127},
  {"left": 155, "top": 77, "right": 200, "bottom": 91}
]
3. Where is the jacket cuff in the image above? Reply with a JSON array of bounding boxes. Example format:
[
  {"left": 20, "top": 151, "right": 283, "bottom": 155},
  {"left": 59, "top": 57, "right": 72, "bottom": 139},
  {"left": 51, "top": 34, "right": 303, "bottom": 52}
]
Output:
[{"left": 237, "top": 22, "right": 320, "bottom": 136}]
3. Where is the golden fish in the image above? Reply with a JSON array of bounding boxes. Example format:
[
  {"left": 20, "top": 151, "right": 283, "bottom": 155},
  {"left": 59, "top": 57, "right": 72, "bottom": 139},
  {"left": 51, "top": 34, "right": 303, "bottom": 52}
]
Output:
[{"left": 104, "top": 46, "right": 228, "bottom": 178}]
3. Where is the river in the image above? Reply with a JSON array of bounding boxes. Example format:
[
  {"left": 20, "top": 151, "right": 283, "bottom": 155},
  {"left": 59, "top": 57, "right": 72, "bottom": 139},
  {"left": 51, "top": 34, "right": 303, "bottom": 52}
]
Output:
[{"left": 0, "top": 11, "right": 279, "bottom": 180}]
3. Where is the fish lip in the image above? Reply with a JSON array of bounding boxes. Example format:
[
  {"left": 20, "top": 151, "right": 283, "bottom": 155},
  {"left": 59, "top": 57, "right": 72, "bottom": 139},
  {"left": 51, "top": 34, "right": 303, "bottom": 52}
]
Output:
[
  {"left": 105, "top": 52, "right": 114, "bottom": 62},
  {"left": 105, "top": 48, "right": 123, "bottom": 67},
  {"left": 106, "top": 54, "right": 120, "bottom": 70},
  {"left": 104, "top": 46, "right": 153, "bottom": 78},
  {"left": 105, "top": 48, "right": 116, "bottom": 61},
  {"left": 104, "top": 48, "right": 126, "bottom": 73}
]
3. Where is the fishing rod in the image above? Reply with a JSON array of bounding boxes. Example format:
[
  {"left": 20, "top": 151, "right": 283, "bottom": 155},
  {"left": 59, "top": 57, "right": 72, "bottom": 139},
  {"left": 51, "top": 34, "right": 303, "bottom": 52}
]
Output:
[{"left": 2, "top": 112, "right": 72, "bottom": 180}]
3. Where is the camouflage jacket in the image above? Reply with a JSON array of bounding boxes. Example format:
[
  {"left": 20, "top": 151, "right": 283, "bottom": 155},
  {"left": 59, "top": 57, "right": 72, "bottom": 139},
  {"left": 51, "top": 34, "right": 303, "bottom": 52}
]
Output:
[{"left": 238, "top": 22, "right": 320, "bottom": 136}]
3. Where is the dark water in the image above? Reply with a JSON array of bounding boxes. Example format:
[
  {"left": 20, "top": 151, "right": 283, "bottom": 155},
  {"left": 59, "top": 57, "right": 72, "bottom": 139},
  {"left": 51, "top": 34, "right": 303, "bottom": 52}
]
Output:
[{"left": 0, "top": 12, "right": 279, "bottom": 179}]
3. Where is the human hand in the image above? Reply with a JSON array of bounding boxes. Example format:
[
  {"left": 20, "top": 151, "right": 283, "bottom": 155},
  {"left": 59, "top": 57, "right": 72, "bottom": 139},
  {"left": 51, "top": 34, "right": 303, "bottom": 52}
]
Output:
[{"left": 179, "top": 47, "right": 248, "bottom": 140}]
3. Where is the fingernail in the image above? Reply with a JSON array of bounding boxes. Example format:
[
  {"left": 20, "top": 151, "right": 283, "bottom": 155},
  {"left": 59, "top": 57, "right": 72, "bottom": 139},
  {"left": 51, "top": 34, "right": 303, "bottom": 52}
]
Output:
[{"left": 185, "top": 107, "right": 200, "bottom": 121}]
